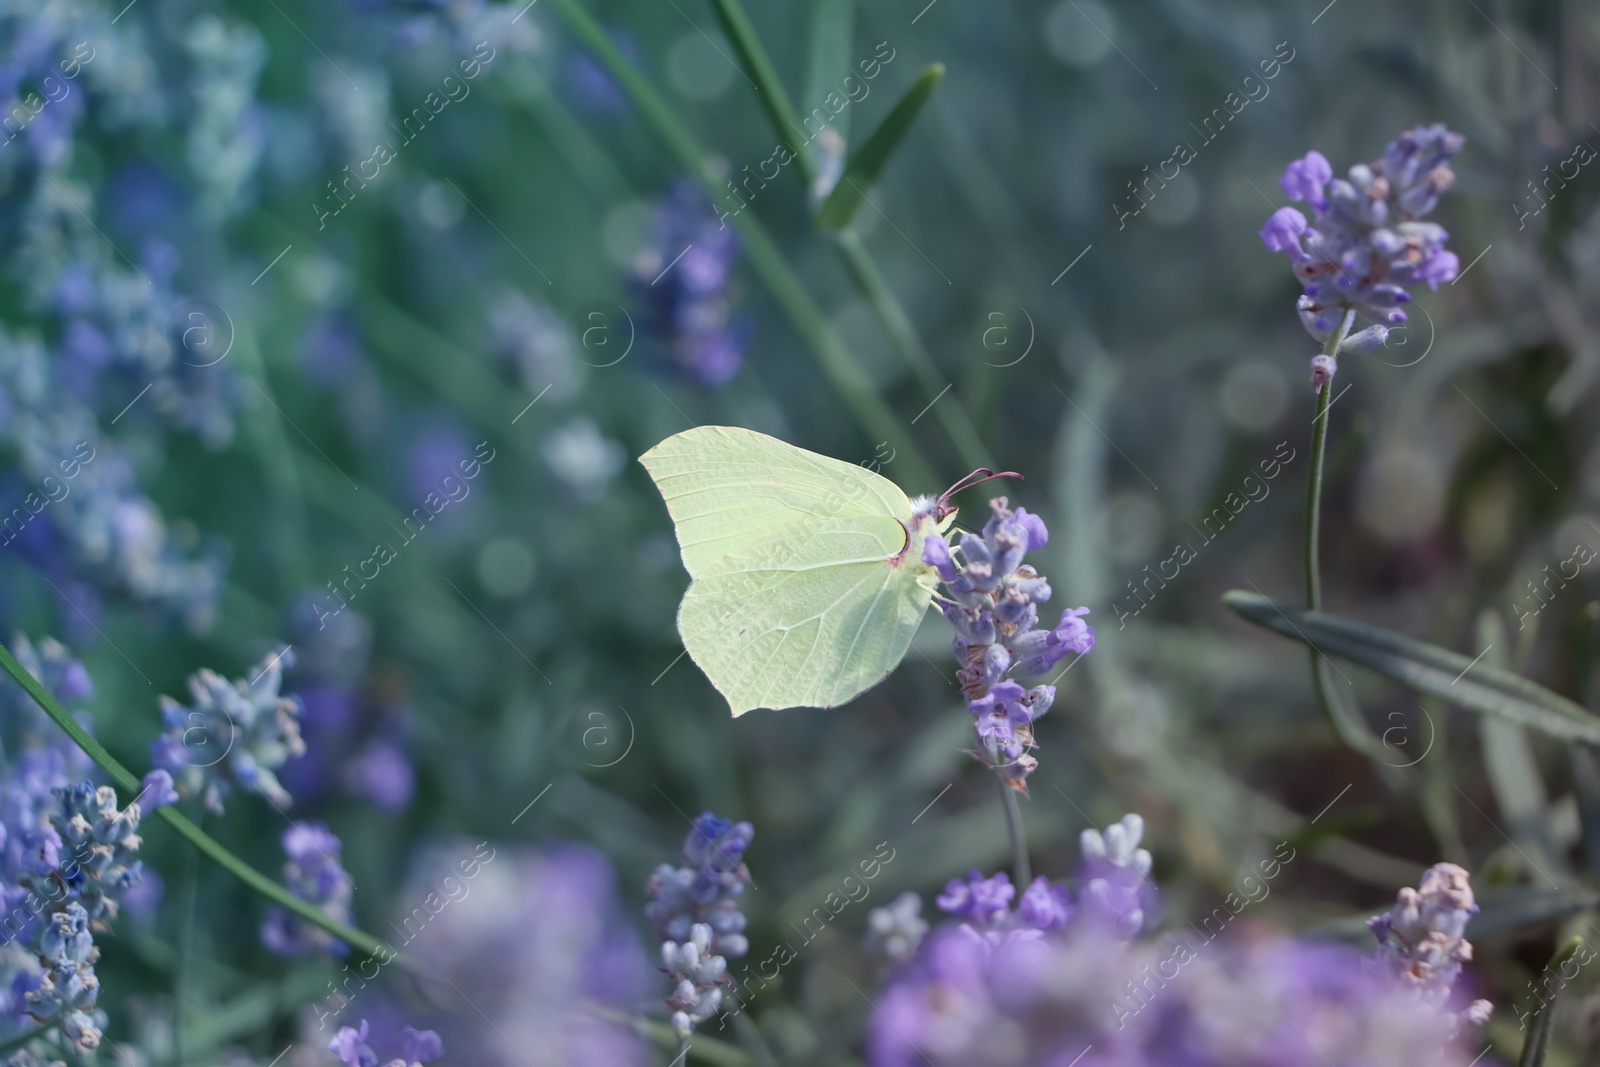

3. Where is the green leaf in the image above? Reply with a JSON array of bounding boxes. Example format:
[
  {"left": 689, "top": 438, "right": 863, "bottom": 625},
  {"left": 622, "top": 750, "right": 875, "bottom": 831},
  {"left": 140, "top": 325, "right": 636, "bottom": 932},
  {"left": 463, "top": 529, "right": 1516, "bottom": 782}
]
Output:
[
  {"left": 1519, "top": 937, "right": 1585, "bottom": 1067},
  {"left": 817, "top": 64, "right": 945, "bottom": 230},
  {"left": 802, "top": 0, "right": 856, "bottom": 144},
  {"left": 707, "top": 0, "right": 814, "bottom": 184},
  {"left": 1222, "top": 591, "right": 1600, "bottom": 747}
]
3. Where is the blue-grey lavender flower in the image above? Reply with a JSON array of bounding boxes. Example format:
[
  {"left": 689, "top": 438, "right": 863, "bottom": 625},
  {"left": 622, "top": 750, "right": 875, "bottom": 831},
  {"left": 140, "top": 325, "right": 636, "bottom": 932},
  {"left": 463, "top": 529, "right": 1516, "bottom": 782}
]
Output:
[
  {"left": 632, "top": 180, "right": 744, "bottom": 387},
  {"left": 329, "top": 1018, "right": 442, "bottom": 1067},
  {"left": 260, "top": 821, "right": 353, "bottom": 958},
  {"left": 26, "top": 902, "right": 102, "bottom": 1052},
  {"left": 921, "top": 497, "right": 1092, "bottom": 790},
  {"left": 864, "top": 891, "right": 928, "bottom": 963},
  {"left": 646, "top": 812, "right": 752, "bottom": 1038},
  {"left": 1261, "top": 126, "right": 1464, "bottom": 384},
  {"left": 150, "top": 648, "right": 306, "bottom": 814},
  {"left": 1367, "top": 862, "right": 1493, "bottom": 1029},
  {"left": 646, "top": 811, "right": 753, "bottom": 959},
  {"left": 662, "top": 923, "right": 726, "bottom": 1039},
  {"left": 28, "top": 783, "right": 145, "bottom": 925}
]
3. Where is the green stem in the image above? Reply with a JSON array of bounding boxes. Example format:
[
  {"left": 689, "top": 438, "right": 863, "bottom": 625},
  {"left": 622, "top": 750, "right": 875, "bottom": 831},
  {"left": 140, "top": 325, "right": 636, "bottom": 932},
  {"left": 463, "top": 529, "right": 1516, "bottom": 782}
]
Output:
[
  {"left": 834, "top": 230, "right": 990, "bottom": 472},
  {"left": 997, "top": 773, "right": 1031, "bottom": 888},
  {"left": 548, "top": 0, "right": 937, "bottom": 490},
  {"left": 706, "top": 0, "right": 816, "bottom": 186},
  {"left": 175, "top": 832, "right": 200, "bottom": 1067},
  {"left": 0, "top": 643, "right": 391, "bottom": 961}
]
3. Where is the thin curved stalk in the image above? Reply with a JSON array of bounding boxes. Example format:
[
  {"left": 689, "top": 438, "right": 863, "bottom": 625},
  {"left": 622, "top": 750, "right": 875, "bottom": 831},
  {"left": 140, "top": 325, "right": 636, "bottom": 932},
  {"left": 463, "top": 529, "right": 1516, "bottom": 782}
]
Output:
[
  {"left": 0, "top": 643, "right": 391, "bottom": 961},
  {"left": 548, "top": 0, "right": 937, "bottom": 490},
  {"left": 1303, "top": 311, "right": 1387, "bottom": 760}
]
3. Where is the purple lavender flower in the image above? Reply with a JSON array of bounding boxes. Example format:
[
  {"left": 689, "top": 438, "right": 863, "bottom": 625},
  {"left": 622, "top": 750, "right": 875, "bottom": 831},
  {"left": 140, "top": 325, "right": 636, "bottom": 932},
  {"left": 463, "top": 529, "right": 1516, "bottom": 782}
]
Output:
[
  {"left": 398, "top": 843, "right": 652, "bottom": 1065},
  {"left": 647, "top": 812, "right": 753, "bottom": 1037},
  {"left": 260, "top": 821, "right": 353, "bottom": 957},
  {"left": 870, "top": 844, "right": 1492, "bottom": 1066},
  {"left": 330, "top": 1019, "right": 443, "bottom": 1067},
  {"left": 924, "top": 498, "right": 1091, "bottom": 790},
  {"left": 1261, "top": 126, "right": 1464, "bottom": 384},
  {"left": 632, "top": 180, "right": 745, "bottom": 386},
  {"left": 936, "top": 870, "right": 1015, "bottom": 929}
]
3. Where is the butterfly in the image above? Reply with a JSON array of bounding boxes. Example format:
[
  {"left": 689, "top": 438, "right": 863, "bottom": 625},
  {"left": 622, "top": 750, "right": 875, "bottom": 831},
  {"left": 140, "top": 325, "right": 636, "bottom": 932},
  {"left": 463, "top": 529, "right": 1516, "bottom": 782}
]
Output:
[{"left": 640, "top": 426, "right": 1013, "bottom": 716}]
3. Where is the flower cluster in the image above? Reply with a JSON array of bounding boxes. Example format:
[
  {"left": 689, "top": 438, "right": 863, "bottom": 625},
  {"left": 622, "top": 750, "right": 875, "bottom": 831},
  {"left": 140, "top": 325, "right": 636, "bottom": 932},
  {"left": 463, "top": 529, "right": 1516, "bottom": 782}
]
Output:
[
  {"left": 329, "top": 1019, "right": 442, "bottom": 1067},
  {"left": 1367, "top": 862, "right": 1493, "bottom": 1032},
  {"left": 870, "top": 828, "right": 1491, "bottom": 1067},
  {"left": 631, "top": 180, "right": 744, "bottom": 387},
  {"left": 1259, "top": 125, "right": 1464, "bottom": 387},
  {"left": 645, "top": 812, "right": 753, "bottom": 1038},
  {"left": 260, "top": 821, "right": 353, "bottom": 957},
  {"left": 0, "top": 636, "right": 150, "bottom": 1052},
  {"left": 150, "top": 648, "right": 306, "bottom": 813},
  {"left": 921, "top": 497, "right": 1093, "bottom": 790}
]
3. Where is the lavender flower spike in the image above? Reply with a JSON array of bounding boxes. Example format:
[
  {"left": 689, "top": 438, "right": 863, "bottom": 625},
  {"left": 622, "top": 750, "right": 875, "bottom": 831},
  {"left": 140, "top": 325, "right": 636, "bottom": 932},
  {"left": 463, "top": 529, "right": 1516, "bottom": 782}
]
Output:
[
  {"left": 260, "top": 821, "right": 353, "bottom": 957},
  {"left": 1261, "top": 126, "right": 1464, "bottom": 384},
  {"left": 646, "top": 811, "right": 753, "bottom": 1037},
  {"left": 150, "top": 648, "right": 306, "bottom": 814},
  {"left": 1368, "top": 862, "right": 1492, "bottom": 1028}
]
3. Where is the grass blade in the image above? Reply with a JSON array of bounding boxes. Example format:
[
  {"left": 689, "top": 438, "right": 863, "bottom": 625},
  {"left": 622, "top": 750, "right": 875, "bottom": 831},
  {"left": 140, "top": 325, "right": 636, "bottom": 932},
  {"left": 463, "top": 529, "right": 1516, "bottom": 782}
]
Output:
[
  {"left": 706, "top": 0, "right": 815, "bottom": 184},
  {"left": 1223, "top": 591, "right": 1600, "bottom": 746},
  {"left": 817, "top": 64, "right": 945, "bottom": 231},
  {"left": 802, "top": 0, "right": 856, "bottom": 145}
]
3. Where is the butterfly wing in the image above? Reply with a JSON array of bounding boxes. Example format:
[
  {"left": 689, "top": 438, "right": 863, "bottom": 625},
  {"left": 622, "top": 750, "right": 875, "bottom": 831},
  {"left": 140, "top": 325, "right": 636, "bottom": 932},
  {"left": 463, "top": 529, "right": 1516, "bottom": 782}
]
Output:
[
  {"left": 677, "top": 518, "right": 936, "bottom": 715},
  {"left": 639, "top": 425, "right": 911, "bottom": 579}
]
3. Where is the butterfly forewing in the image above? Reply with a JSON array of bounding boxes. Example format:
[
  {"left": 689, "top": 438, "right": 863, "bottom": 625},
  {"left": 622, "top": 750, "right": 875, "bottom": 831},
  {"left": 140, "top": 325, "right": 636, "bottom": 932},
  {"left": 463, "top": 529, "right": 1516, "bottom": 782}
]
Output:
[{"left": 639, "top": 426, "right": 911, "bottom": 579}]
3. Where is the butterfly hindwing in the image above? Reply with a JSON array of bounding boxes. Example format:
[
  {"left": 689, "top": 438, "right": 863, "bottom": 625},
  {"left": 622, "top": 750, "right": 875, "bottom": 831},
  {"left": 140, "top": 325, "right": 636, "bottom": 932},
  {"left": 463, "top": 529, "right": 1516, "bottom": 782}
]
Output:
[{"left": 676, "top": 518, "right": 935, "bottom": 715}]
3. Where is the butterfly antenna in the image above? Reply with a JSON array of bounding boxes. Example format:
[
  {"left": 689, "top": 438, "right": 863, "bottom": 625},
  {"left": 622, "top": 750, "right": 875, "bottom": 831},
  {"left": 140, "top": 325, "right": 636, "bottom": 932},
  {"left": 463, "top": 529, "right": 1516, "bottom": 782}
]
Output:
[{"left": 937, "top": 468, "right": 1023, "bottom": 517}]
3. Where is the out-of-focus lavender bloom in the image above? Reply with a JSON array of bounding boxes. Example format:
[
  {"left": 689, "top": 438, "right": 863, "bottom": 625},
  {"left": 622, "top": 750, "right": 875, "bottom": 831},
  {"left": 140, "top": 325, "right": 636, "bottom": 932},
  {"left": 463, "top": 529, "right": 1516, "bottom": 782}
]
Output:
[
  {"left": 346, "top": 0, "right": 539, "bottom": 54},
  {"left": 329, "top": 1018, "right": 442, "bottom": 1067},
  {"left": 632, "top": 180, "right": 744, "bottom": 386},
  {"left": 396, "top": 843, "right": 652, "bottom": 1066},
  {"left": 1261, "top": 126, "right": 1464, "bottom": 385},
  {"left": 923, "top": 497, "right": 1092, "bottom": 790},
  {"left": 871, "top": 845, "right": 1492, "bottom": 1067},
  {"left": 260, "top": 821, "right": 353, "bottom": 958},
  {"left": 1368, "top": 862, "right": 1493, "bottom": 1030},
  {"left": 150, "top": 648, "right": 306, "bottom": 814},
  {"left": 542, "top": 418, "right": 626, "bottom": 503},
  {"left": 647, "top": 812, "right": 753, "bottom": 1039},
  {"left": 865, "top": 892, "right": 929, "bottom": 963},
  {"left": 342, "top": 740, "right": 414, "bottom": 812},
  {"left": 1078, "top": 813, "right": 1155, "bottom": 937},
  {"left": 183, "top": 17, "right": 267, "bottom": 219}
]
